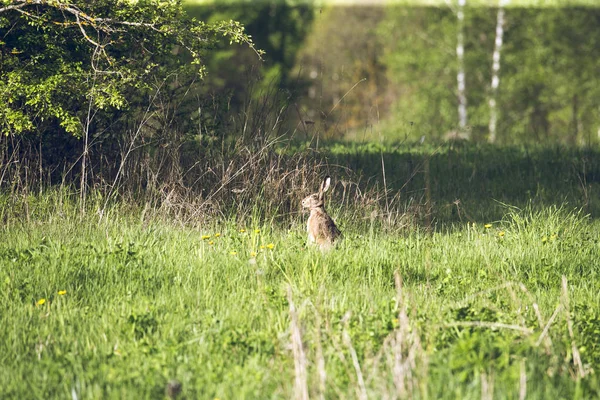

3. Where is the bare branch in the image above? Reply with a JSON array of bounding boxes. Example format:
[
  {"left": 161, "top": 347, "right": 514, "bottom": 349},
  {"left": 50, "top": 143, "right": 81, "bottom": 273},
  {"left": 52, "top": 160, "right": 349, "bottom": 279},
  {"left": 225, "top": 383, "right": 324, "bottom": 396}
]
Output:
[
  {"left": 75, "top": 11, "right": 101, "bottom": 48},
  {"left": 2, "top": 0, "right": 259, "bottom": 64},
  {"left": 95, "top": 18, "right": 165, "bottom": 33},
  {"left": 1, "top": 1, "right": 162, "bottom": 34},
  {"left": 0, "top": 2, "right": 28, "bottom": 13}
]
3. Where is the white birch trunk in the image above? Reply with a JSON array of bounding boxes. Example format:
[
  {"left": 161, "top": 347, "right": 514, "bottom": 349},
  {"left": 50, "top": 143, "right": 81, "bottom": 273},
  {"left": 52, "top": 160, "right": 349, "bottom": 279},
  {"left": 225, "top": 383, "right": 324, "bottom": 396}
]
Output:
[
  {"left": 456, "top": 0, "right": 468, "bottom": 133},
  {"left": 488, "top": 0, "right": 509, "bottom": 143}
]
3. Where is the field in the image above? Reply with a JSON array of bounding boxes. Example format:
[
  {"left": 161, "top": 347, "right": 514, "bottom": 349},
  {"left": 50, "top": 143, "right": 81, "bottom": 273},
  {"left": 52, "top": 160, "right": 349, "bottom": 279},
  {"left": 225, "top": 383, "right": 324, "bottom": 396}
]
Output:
[{"left": 1, "top": 143, "right": 600, "bottom": 399}]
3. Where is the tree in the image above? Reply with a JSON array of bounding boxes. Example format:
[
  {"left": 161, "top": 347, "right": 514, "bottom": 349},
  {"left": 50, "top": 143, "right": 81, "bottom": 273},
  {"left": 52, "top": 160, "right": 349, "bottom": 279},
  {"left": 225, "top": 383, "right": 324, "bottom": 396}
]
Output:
[
  {"left": 454, "top": 0, "right": 468, "bottom": 133},
  {"left": 294, "top": 6, "right": 390, "bottom": 138},
  {"left": 0, "top": 0, "right": 259, "bottom": 138},
  {"left": 381, "top": 5, "right": 600, "bottom": 144},
  {"left": 184, "top": 2, "right": 315, "bottom": 108},
  {"left": 380, "top": 7, "right": 459, "bottom": 138},
  {"left": 487, "top": 0, "right": 508, "bottom": 143},
  {"left": 0, "top": 0, "right": 260, "bottom": 203}
]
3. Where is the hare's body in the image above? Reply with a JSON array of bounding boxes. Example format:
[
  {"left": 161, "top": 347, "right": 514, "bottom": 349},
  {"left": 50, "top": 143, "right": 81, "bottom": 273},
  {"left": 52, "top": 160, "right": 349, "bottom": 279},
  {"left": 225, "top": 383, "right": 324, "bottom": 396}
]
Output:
[
  {"left": 302, "top": 176, "right": 341, "bottom": 250},
  {"left": 306, "top": 207, "right": 341, "bottom": 249}
]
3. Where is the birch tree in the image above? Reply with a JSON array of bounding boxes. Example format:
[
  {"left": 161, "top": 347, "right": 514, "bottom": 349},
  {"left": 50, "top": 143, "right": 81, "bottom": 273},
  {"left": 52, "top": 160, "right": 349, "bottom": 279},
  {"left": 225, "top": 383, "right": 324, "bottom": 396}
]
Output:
[
  {"left": 488, "top": 0, "right": 509, "bottom": 143},
  {"left": 455, "top": 0, "right": 468, "bottom": 134}
]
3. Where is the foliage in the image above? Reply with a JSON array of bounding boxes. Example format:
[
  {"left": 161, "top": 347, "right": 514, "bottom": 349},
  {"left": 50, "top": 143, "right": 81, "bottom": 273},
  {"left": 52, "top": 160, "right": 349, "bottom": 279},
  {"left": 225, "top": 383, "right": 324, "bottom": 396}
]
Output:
[
  {"left": 378, "top": 7, "right": 459, "bottom": 138},
  {"left": 0, "top": 0, "right": 259, "bottom": 137},
  {"left": 184, "top": 2, "right": 314, "bottom": 108},
  {"left": 379, "top": 6, "right": 600, "bottom": 143},
  {"left": 294, "top": 6, "right": 391, "bottom": 137},
  {"left": 204, "top": 4, "right": 599, "bottom": 144}
]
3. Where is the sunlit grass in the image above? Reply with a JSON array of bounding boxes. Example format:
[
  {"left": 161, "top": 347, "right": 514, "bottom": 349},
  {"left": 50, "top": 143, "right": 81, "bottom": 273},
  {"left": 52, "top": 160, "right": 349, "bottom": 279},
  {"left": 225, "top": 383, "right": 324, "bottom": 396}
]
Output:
[
  {"left": 1, "top": 198, "right": 599, "bottom": 398},
  {"left": 1, "top": 142, "right": 599, "bottom": 398}
]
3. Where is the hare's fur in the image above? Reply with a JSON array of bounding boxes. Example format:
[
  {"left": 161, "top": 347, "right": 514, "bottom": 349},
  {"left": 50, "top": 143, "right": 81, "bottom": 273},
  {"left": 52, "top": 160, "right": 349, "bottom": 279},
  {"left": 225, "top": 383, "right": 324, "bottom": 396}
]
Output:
[{"left": 301, "top": 176, "right": 341, "bottom": 250}]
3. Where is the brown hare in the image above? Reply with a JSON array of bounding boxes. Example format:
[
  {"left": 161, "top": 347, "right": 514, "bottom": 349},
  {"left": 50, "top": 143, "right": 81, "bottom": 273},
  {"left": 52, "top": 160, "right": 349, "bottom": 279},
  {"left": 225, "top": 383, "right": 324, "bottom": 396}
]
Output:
[{"left": 301, "top": 176, "right": 342, "bottom": 250}]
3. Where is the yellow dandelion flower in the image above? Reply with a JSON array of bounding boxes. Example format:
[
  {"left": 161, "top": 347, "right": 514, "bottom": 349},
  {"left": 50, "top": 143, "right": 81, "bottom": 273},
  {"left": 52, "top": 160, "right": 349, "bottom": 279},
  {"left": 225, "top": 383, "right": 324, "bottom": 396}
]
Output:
[
  {"left": 214, "top": 233, "right": 221, "bottom": 238},
  {"left": 259, "top": 245, "right": 265, "bottom": 250},
  {"left": 498, "top": 231, "right": 505, "bottom": 237},
  {"left": 230, "top": 251, "right": 237, "bottom": 255},
  {"left": 58, "top": 290, "right": 67, "bottom": 296},
  {"left": 254, "top": 229, "right": 261, "bottom": 234},
  {"left": 542, "top": 236, "right": 548, "bottom": 243},
  {"left": 36, "top": 298, "right": 46, "bottom": 306},
  {"left": 208, "top": 241, "right": 214, "bottom": 245},
  {"left": 250, "top": 251, "right": 257, "bottom": 257},
  {"left": 201, "top": 235, "right": 211, "bottom": 240},
  {"left": 239, "top": 228, "right": 246, "bottom": 233},
  {"left": 266, "top": 243, "right": 275, "bottom": 250},
  {"left": 484, "top": 224, "right": 492, "bottom": 229}
]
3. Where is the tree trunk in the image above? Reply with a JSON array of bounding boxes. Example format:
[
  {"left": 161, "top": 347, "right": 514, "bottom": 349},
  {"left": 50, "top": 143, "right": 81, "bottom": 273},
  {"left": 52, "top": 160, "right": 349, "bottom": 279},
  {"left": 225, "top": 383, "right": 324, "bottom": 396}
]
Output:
[
  {"left": 456, "top": 0, "right": 468, "bottom": 134},
  {"left": 488, "top": 0, "right": 508, "bottom": 143}
]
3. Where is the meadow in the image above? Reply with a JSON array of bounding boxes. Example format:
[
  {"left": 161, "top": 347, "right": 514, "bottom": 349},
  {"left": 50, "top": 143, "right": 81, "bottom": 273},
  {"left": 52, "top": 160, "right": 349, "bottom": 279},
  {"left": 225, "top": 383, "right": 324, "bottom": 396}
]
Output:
[{"left": 1, "top": 143, "right": 600, "bottom": 399}]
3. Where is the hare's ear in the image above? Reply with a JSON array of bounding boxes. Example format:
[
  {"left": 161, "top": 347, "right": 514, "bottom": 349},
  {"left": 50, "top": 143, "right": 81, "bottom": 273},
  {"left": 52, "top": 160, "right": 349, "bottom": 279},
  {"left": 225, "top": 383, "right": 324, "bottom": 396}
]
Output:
[{"left": 319, "top": 176, "right": 331, "bottom": 199}]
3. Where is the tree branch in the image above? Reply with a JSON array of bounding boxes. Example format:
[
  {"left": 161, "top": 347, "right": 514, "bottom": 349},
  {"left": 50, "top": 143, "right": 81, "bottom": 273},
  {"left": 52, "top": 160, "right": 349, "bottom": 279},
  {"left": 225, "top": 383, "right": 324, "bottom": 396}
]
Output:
[
  {"left": 1, "top": 1, "right": 163, "bottom": 34},
  {"left": 0, "top": 2, "right": 28, "bottom": 13}
]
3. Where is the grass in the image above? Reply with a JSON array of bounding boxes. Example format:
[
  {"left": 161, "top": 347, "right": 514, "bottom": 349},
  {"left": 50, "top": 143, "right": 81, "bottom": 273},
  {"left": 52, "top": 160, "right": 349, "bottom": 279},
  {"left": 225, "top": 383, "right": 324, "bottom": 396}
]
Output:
[{"left": 1, "top": 143, "right": 600, "bottom": 399}]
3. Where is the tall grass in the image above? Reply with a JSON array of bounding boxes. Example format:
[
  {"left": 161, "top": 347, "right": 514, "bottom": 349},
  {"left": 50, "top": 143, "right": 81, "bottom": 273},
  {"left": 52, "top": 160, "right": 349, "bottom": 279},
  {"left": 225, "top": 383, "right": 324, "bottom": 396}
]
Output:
[
  {"left": 1, "top": 145, "right": 600, "bottom": 398},
  {"left": 2, "top": 133, "right": 600, "bottom": 399},
  {"left": 1, "top": 204, "right": 599, "bottom": 398}
]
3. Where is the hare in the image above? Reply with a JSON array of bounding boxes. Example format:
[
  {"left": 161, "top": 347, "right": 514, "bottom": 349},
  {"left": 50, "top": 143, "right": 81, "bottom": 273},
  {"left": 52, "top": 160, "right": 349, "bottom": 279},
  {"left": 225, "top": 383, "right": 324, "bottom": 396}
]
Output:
[{"left": 301, "top": 176, "right": 341, "bottom": 250}]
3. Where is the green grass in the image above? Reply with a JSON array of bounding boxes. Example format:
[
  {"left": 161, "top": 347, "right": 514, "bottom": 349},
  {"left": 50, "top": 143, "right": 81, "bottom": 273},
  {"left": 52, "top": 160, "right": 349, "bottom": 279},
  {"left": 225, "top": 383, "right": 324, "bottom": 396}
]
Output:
[
  {"left": 323, "top": 142, "right": 600, "bottom": 222},
  {"left": 2, "top": 144, "right": 600, "bottom": 399}
]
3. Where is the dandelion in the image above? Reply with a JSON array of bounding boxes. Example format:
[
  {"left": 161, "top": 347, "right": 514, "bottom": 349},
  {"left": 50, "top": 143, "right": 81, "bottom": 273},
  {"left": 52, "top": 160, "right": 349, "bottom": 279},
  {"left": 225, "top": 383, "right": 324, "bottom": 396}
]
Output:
[
  {"left": 58, "top": 290, "right": 67, "bottom": 296},
  {"left": 36, "top": 298, "right": 46, "bottom": 306},
  {"left": 484, "top": 224, "right": 492, "bottom": 229},
  {"left": 498, "top": 231, "right": 505, "bottom": 237},
  {"left": 230, "top": 251, "right": 237, "bottom": 255},
  {"left": 259, "top": 245, "right": 265, "bottom": 250},
  {"left": 542, "top": 236, "right": 548, "bottom": 243},
  {"left": 239, "top": 228, "right": 246, "bottom": 233},
  {"left": 254, "top": 229, "right": 261, "bottom": 234},
  {"left": 201, "top": 235, "right": 211, "bottom": 240},
  {"left": 208, "top": 241, "right": 214, "bottom": 245},
  {"left": 266, "top": 243, "right": 275, "bottom": 250},
  {"left": 250, "top": 251, "right": 257, "bottom": 257},
  {"left": 214, "top": 233, "right": 221, "bottom": 238}
]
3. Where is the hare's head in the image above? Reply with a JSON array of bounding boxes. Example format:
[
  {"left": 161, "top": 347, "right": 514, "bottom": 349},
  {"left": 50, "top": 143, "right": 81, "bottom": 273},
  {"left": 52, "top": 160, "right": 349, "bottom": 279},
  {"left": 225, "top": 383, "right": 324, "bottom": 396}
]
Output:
[{"left": 302, "top": 176, "right": 331, "bottom": 210}]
